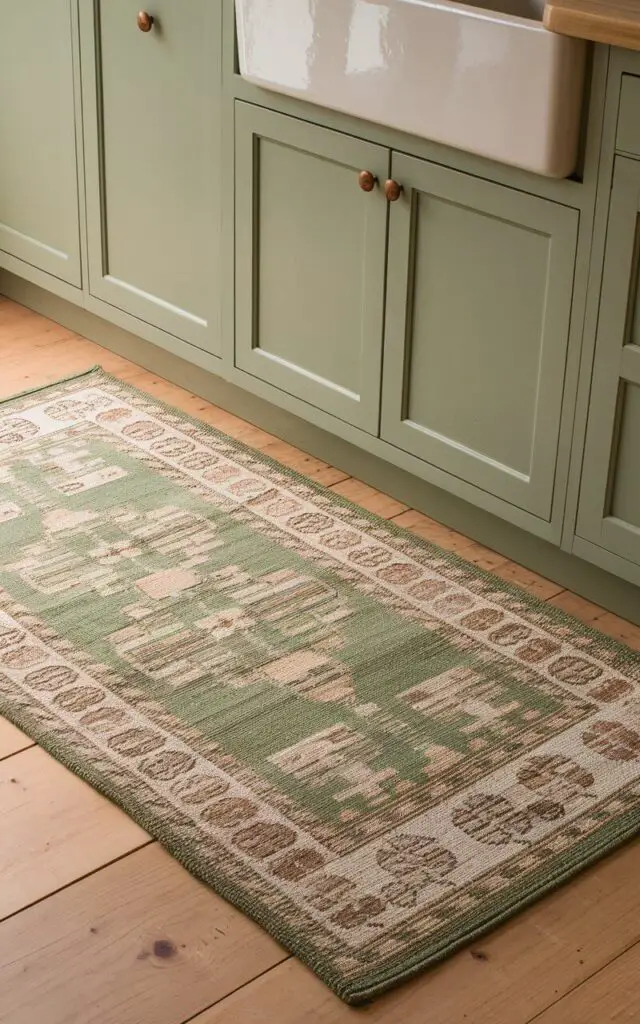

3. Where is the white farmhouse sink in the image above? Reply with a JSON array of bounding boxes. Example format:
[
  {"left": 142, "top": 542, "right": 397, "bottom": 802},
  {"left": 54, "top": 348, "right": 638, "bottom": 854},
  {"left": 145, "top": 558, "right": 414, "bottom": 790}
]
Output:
[{"left": 235, "top": 0, "right": 586, "bottom": 177}]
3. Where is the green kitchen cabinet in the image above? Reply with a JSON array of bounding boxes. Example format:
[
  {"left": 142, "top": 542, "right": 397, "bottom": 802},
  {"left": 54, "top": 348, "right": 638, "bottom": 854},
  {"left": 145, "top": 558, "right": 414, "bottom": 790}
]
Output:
[
  {"left": 0, "top": 0, "right": 81, "bottom": 286},
  {"left": 234, "top": 104, "right": 580, "bottom": 518},
  {"left": 380, "top": 154, "right": 579, "bottom": 522},
  {"left": 576, "top": 156, "right": 640, "bottom": 568},
  {"left": 79, "top": 0, "right": 222, "bottom": 355},
  {"left": 234, "top": 103, "right": 389, "bottom": 434}
]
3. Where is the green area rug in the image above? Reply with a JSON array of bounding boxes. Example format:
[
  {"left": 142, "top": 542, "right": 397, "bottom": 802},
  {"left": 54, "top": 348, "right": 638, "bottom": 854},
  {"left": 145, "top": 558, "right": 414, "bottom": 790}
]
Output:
[{"left": 0, "top": 368, "right": 639, "bottom": 1003}]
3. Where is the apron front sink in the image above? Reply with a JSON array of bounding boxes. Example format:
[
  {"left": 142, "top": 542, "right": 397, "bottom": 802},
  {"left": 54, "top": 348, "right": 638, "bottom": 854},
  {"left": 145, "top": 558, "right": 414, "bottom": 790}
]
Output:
[{"left": 235, "top": 0, "right": 587, "bottom": 177}]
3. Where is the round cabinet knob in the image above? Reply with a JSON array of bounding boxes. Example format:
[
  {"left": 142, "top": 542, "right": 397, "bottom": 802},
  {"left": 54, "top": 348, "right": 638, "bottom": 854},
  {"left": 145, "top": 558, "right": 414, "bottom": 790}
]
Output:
[
  {"left": 137, "top": 10, "right": 154, "bottom": 31},
  {"left": 358, "top": 170, "right": 377, "bottom": 192},
  {"left": 384, "top": 179, "right": 403, "bottom": 202}
]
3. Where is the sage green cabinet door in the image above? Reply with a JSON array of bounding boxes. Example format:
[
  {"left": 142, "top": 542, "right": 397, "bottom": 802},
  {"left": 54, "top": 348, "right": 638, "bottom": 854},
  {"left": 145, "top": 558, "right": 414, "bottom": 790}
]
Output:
[
  {"left": 234, "top": 104, "right": 389, "bottom": 433},
  {"left": 0, "top": 0, "right": 81, "bottom": 286},
  {"left": 80, "top": 0, "right": 222, "bottom": 355},
  {"left": 381, "top": 154, "right": 578, "bottom": 520},
  {"left": 576, "top": 157, "right": 640, "bottom": 567}
]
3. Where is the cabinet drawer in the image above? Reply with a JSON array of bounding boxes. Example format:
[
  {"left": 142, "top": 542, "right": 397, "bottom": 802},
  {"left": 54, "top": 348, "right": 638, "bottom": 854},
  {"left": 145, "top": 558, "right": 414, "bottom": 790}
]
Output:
[{"left": 617, "top": 75, "right": 640, "bottom": 156}]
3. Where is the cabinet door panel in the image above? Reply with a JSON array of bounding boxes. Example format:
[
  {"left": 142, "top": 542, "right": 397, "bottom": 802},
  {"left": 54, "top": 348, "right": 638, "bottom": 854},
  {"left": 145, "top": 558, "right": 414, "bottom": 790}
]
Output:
[
  {"left": 235, "top": 104, "right": 388, "bottom": 433},
  {"left": 609, "top": 383, "right": 640, "bottom": 532},
  {"left": 0, "top": 0, "right": 81, "bottom": 285},
  {"left": 80, "top": 0, "right": 222, "bottom": 354},
  {"left": 576, "top": 157, "right": 640, "bottom": 567},
  {"left": 381, "top": 154, "right": 578, "bottom": 520}
]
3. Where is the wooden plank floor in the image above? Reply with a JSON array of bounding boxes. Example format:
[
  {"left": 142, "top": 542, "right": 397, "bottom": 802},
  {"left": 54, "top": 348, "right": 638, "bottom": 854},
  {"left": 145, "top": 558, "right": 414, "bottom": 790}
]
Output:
[{"left": 0, "top": 295, "right": 639, "bottom": 1024}]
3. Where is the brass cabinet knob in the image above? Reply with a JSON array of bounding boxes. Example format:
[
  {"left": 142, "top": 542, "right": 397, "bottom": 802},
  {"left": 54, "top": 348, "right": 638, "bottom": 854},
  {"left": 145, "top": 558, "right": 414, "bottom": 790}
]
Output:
[
  {"left": 137, "top": 10, "right": 154, "bottom": 31},
  {"left": 384, "top": 179, "right": 403, "bottom": 202},
  {"left": 358, "top": 170, "right": 377, "bottom": 192}
]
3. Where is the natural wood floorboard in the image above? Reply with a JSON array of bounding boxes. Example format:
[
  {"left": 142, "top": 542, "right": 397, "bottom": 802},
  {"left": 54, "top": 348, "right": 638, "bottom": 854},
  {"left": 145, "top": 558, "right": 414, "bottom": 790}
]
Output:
[
  {"left": 490, "top": 560, "right": 566, "bottom": 601},
  {"left": 0, "top": 295, "right": 638, "bottom": 1022},
  {"left": 0, "top": 718, "right": 33, "bottom": 760},
  {"left": 548, "top": 593, "right": 640, "bottom": 650},
  {"left": 0, "top": 746, "right": 149, "bottom": 920},
  {"left": 547, "top": 590, "right": 609, "bottom": 624},
  {"left": 0, "top": 844, "right": 287, "bottom": 1024},
  {"left": 532, "top": 941, "right": 640, "bottom": 1023},
  {"left": 258, "top": 438, "right": 350, "bottom": 486},
  {"left": 589, "top": 611, "right": 640, "bottom": 651},
  {"left": 329, "top": 477, "right": 409, "bottom": 518},
  {"left": 392, "top": 508, "right": 474, "bottom": 549}
]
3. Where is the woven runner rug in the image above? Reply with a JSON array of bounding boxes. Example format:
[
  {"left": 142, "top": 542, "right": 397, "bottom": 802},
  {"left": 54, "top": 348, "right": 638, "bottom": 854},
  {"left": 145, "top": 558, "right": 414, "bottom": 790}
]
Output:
[{"left": 1, "top": 368, "right": 639, "bottom": 1003}]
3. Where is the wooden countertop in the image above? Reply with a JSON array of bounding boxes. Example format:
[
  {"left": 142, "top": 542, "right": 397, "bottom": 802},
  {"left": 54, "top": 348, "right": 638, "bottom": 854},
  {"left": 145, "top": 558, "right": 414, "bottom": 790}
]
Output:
[{"left": 544, "top": 0, "right": 640, "bottom": 50}]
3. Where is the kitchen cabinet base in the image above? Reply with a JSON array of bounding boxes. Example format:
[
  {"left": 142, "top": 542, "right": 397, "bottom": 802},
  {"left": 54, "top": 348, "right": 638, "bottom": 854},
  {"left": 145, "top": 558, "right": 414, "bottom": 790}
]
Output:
[{"left": 2, "top": 269, "right": 638, "bottom": 626}]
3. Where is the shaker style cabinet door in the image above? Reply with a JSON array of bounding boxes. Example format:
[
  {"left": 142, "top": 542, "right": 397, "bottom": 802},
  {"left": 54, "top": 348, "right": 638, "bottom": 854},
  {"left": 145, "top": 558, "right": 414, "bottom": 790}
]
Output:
[
  {"left": 79, "top": 0, "right": 222, "bottom": 355},
  {"left": 576, "top": 157, "right": 640, "bottom": 568},
  {"left": 234, "top": 103, "right": 389, "bottom": 434},
  {"left": 380, "top": 153, "right": 578, "bottom": 521},
  {"left": 0, "top": 0, "right": 81, "bottom": 286}
]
